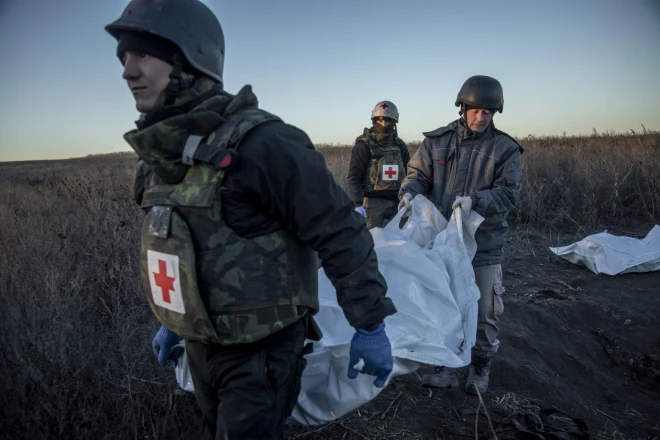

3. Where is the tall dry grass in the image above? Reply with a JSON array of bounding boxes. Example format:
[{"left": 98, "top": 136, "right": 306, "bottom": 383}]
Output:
[
  {"left": 513, "top": 129, "right": 660, "bottom": 229},
  {"left": 0, "top": 130, "right": 658, "bottom": 439},
  {"left": 0, "top": 156, "right": 206, "bottom": 439}
]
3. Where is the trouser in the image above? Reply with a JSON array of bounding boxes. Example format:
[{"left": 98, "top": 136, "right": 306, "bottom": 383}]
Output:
[
  {"left": 185, "top": 318, "right": 310, "bottom": 440},
  {"left": 364, "top": 196, "right": 398, "bottom": 229},
  {"left": 473, "top": 264, "right": 505, "bottom": 355}
]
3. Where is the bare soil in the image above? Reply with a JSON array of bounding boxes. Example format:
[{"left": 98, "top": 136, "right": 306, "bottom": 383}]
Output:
[{"left": 288, "top": 223, "right": 660, "bottom": 440}]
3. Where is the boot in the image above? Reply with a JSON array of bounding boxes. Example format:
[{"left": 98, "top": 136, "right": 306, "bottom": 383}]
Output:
[
  {"left": 421, "top": 366, "right": 459, "bottom": 388},
  {"left": 465, "top": 351, "right": 493, "bottom": 395}
]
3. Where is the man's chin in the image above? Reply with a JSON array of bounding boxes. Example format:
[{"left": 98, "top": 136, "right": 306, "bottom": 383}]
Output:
[{"left": 135, "top": 100, "right": 155, "bottom": 114}]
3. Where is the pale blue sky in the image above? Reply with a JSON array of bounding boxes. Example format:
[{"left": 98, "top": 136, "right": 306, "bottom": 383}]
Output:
[{"left": 1, "top": 0, "right": 659, "bottom": 161}]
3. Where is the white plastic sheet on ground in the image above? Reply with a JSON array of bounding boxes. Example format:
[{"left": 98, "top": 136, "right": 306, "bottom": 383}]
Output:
[
  {"left": 173, "top": 195, "right": 484, "bottom": 426},
  {"left": 549, "top": 225, "right": 660, "bottom": 275}
]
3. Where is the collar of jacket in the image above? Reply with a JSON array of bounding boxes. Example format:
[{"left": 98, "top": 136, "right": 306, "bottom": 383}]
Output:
[
  {"left": 456, "top": 118, "right": 494, "bottom": 140},
  {"left": 127, "top": 82, "right": 261, "bottom": 135},
  {"left": 365, "top": 126, "right": 396, "bottom": 146},
  {"left": 134, "top": 77, "right": 224, "bottom": 130},
  {"left": 123, "top": 83, "right": 261, "bottom": 176}
]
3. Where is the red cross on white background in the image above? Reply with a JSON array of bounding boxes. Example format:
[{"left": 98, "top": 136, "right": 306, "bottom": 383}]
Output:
[
  {"left": 147, "top": 250, "right": 186, "bottom": 314},
  {"left": 153, "top": 260, "right": 175, "bottom": 304},
  {"left": 380, "top": 103, "right": 388, "bottom": 109},
  {"left": 382, "top": 165, "right": 399, "bottom": 181}
]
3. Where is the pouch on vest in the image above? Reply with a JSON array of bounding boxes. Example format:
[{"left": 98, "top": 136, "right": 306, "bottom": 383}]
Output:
[{"left": 139, "top": 166, "right": 222, "bottom": 344}]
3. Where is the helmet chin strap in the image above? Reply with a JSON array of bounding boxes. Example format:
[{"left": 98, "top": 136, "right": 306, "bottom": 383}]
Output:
[
  {"left": 459, "top": 104, "right": 474, "bottom": 135},
  {"left": 163, "top": 54, "right": 197, "bottom": 107}
]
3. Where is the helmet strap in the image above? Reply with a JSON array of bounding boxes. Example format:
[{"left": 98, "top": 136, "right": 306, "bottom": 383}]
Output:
[
  {"left": 458, "top": 103, "right": 466, "bottom": 118},
  {"left": 164, "top": 54, "right": 186, "bottom": 107}
]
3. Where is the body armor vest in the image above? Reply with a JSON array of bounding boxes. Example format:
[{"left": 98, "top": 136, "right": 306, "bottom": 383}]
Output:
[
  {"left": 356, "top": 129, "right": 406, "bottom": 194},
  {"left": 124, "top": 87, "right": 319, "bottom": 345}
]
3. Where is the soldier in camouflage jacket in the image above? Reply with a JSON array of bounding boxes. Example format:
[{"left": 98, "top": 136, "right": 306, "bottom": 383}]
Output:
[
  {"left": 348, "top": 101, "right": 410, "bottom": 229},
  {"left": 106, "top": 1, "right": 397, "bottom": 438}
]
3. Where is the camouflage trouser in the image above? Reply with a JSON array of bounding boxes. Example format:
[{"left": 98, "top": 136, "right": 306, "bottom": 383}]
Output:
[
  {"left": 473, "top": 264, "right": 505, "bottom": 355},
  {"left": 185, "top": 318, "right": 309, "bottom": 440},
  {"left": 364, "top": 196, "right": 399, "bottom": 229}
]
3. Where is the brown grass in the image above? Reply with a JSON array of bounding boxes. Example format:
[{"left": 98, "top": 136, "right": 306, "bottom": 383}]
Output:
[
  {"left": 319, "top": 129, "right": 660, "bottom": 230},
  {"left": 0, "top": 130, "right": 658, "bottom": 439}
]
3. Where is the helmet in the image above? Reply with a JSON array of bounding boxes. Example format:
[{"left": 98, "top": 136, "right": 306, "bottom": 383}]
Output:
[
  {"left": 371, "top": 101, "right": 399, "bottom": 123},
  {"left": 455, "top": 75, "right": 504, "bottom": 113},
  {"left": 105, "top": 0, "right": 225, "bottom": 84}
]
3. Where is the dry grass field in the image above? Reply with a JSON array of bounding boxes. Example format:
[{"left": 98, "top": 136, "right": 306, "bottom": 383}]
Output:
[{"left": 1, "top": 130, "right": 659, "bottom": 440}]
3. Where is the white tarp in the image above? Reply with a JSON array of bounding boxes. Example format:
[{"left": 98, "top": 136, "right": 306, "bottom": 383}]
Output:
[
  {"left": 173, "top": 195, "right": 484, "bottom": 426},
  {"left": 549, "top": 225, "right": 660, "bottom": 275},
  {"left": 291, "top": 196, "right": 483, "bottom": 425}
]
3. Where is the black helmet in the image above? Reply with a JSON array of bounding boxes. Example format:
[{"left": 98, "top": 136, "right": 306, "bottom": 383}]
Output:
[
  {"left": 455, "top": 75, "right": 504, "bottom": 113},
  {"left": 105, "top": 0, "right": 225, "bottom": 84}
]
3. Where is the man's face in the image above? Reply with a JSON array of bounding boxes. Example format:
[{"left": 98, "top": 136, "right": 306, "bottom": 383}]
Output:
[
  {"left": 374, "top": 116, "right": 394, "bottom": 128},
  {"left": 122, "top": 51, "right": 173, "bottom": 113},
  {"left": 465, "top": 108, "right": 493, "bottom": 132}
]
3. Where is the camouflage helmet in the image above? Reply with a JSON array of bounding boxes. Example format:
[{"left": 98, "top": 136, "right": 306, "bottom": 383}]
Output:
[
  {"left": 371, "top": 101, "right": 399, "bottom": 123},
  {"left": 455, "top": 75, "right": 504, "bottom": 113},
  {"left": 105, "top": 0, "right": 225, "bottom": 84}
]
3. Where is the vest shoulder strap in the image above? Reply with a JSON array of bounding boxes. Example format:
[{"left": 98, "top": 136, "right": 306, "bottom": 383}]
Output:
[{"left": 184, "top": 108, "right": 282, "bottom": 171}]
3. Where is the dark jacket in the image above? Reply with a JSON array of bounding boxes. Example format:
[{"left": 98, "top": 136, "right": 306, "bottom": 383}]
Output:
[{"left": 135, "top": 116, "right": 397, "bottom": 331}]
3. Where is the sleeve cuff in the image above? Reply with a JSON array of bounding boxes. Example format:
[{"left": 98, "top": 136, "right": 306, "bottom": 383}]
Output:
[{"left": 470, "top": 194, "right": 479, "bottom": 211}]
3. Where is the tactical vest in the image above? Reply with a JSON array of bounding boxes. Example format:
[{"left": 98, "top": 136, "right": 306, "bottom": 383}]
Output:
[
  {"left": 124, "top": 91, "right": 319, "bottom": 345},
  {"left": 356, "top": 129, "right": 406, "bottom": 194}
]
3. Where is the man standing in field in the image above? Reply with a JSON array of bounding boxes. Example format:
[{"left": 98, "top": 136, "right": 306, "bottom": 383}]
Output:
[
  {"left": 348, "top": 101, "right": 410, "bottom": 229},
  {"left": 398, "top": 76, "right": 523, "bottom": 395},
  {"left": 105, "top": 1, "right": 397, "bottom": 438}
]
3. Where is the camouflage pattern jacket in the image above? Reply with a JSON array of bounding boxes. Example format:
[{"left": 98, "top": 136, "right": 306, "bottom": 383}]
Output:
[
  {"left": 400, "top": 119, "right": 523, "bottom": 267},
  {"left": 348, "top": 128, "right": 410, "bottom": 204},
  {"left": 127, "top": 79, "right": 396, "bottom": 344}
]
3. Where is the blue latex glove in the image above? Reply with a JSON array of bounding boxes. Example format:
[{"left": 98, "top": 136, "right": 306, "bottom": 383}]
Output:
[
  {"left": 347, "top": 322, "right": 393, "bottom": 387},
  {"left": 152, "top": 325, "right": 184, "bottom": 367},
  {"left": 354, "top": 206, "right": 367, "bottom": 218}
]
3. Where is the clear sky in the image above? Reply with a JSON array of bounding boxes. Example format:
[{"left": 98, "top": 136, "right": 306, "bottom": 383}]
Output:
[{"left": 1, "top": 0, "right": 659, "bottom": 162}]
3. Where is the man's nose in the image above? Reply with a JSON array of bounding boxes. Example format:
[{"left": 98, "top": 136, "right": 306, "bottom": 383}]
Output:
[{"left": 122, "top": 58, "right": 140, "bottom": 80}]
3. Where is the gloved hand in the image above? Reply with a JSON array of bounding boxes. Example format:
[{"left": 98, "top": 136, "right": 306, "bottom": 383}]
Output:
[
  {"left": 452, "top": 195, "right": 473, "bottom": 217},
  {"left": 354, "top": 205, "right": 367, "bottom": 218},
  {"left": 347, "top": 322, "right": 393, "bottom": 387},
  {"left": 397, "top": 193, "right": 412, "bottom": 211},
  {"left": 152, "top": 325, "right": 184, "bottom": 367}
]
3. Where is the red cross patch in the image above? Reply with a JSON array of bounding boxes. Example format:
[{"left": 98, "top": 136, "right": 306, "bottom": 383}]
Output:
[
  {"left": 147, "top": 250, "right": 185, "bottom": 314},
  {"left": 382, "top": 165, "right": 399, "bottom": 181},
  {"left": 380, "top": 103, "right": 388, "bottom": 109}
]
